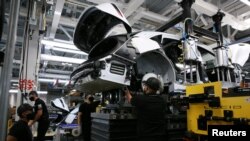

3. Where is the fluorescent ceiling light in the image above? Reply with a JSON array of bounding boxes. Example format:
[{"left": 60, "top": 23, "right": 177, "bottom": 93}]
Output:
[
  {"left": 38, "top": 78, "right": 69, "bottom": 84},
  {"left": 38, "top": 91, "right": 48, "bottom": 95},
  {"left": 12, "top": 83, "right": 19, "bottom": 86},
  {"left": 41, "top": 39, "right": 84, "bottom": 52},
  {"left": 11, "top": 79, "right": 19, "bottom": 83},
  {"left": 240, "top": 0, "right": 250, "bottom": 6},
  {"left": 40, "top": 54, "right": 85, "bottom": 64},
  {"left": 9, "top": 89, "right": 48, "bottom": 94},
  {"left": 54, "top": 11, "right": 61, "bottom": 15},
  {"left": 45, "top": 46, "right": 87, "bottom": 55},
  {"left": 176, "top": 63, "right": 184, "bottom": 69},
  {"left": 61, "top": 62, "right": 72, "bottom": 66},
  {"left": 9, "top": 89, "right": 18, "bottom": 93},
  {"left": 39, "top": 73, "right": 70, "bottom": 79}
]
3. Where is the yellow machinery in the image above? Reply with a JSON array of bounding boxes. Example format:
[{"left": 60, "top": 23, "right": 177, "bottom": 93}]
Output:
[{"left": 186, "top": 81, "right": 250, "bottom": 135}]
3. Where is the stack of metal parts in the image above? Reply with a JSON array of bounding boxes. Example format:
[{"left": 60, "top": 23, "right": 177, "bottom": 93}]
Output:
[{"left": 90, "top": 107, "right": 137, "bottom": 141}]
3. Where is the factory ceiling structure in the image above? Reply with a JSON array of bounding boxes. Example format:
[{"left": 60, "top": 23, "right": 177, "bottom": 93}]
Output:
[{"left": 0, "top": 0, "right": 250, "bottom": 92}]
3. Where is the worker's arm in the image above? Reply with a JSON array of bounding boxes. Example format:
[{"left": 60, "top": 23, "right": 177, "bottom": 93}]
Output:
[
  {"left": 6, "top": 135, "right": 17, "bottom": 141},
  {"left": 125, "top": 89, "right": 132, "bottom": 103},
  {"left": 78, "top": 103, "right": 85, "bottom": 126},
  {"left": 28, "top": 109, "right": 42, "bottom": 126},
  {"left": 78, "top": 112, "right": 82, "bottom": 125}
]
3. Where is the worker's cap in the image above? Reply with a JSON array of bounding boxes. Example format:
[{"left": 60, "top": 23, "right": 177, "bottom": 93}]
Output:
[
  {"left": 29, "top": 90, "right": 38, "bottom": 96},
  {"left": 142, "top": 77, "right": 160, "bottom": 91},
  {"left": 17, "top": 103, "right": 33, "bottom": 117}
]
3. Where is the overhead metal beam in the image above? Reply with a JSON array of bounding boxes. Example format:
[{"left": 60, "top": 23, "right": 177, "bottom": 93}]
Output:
[
  {"left": 49, "top": 0, "right": 65, "bottom": 38},
  {"left": 193, "top": 0, "right": 250, "bottom": 31},
  {"left": 221, "top": 0, "right": 237, "bottom": 10},
  {"left": 39, "top": 73, "right": 70, "bottom": 79},
  {"left": 239, "top": 11, "right": 250, "bottom": 18},
  {"left": 231, "top": 29, "right": 238, "bottom": 38},
  {"left": 86, "top": 0, "right": 127, "bottom": 8},
  {"left": 230, "top": 37, "right": 250, "bottom": 45},
  {"left": 124, "top": 0, "right": 144, "bottom": 17},
  {"left": 128, "top": 8, "right": 144, "bottom": 25},
  {"left": 65, "top": 0, "right": 90, "bottom": 7},
  {"left": 141, "top": 10, "right": 170, "bottom": 23},
  {"left": 59, "top": 16, "right": 77, "bottom": 27},
  {"left": 169, "top": 7, "right": 183, "bottom": 18},
  {"left": 44, "top": 46, "right": 87, "bottom": 55},
  {"left": 129, "top": 7, "right": 173, "bottom": 26},
  {"left": 195, "top": 10, "right": 208, "bottom": 26},
  {"left": 49, "top": 0, "right": 177, "bottom": 31},
  {"left": 226, "top": 3, "right": 245, "bottom": 13},
  {"left": 58, "top": 25, "right": 73, "bottom": 40},
  {"left": 156, "top": 14, "right": 183, "bottom": 32},
  {"left": 40, "top": 54, "right": 85, "bottom": 64},
  {"left": 45, "top": 69, "right": 72, "bottom": 75},
  {"left": 161, "top": 3, "right": 179, "bottom": 16},
  {"left": 193, "top": 26, "right": 219, "bottom": 40},
  {"left": 194, "top": 14, "right": 202, "bottom": 23}
]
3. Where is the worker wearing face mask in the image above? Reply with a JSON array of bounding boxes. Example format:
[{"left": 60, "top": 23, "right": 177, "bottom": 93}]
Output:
[
  {"left": 7, "top": 103, "right": 34, "bottom": 141},
  {"left": 28, "top": 91, "right": 50, "bottom": 141}
]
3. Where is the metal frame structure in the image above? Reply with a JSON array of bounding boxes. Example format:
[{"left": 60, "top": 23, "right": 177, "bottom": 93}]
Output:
[{"left": 0, "top": 0, "right": 20, "bottom": 139}]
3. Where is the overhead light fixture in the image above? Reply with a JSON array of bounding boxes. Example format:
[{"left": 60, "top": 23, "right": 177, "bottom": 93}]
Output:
[
  {"left": 9, "top": 89, "right": 18, "bottom": 93},
  {"left": 11, "top": 79, "right": 19, "bottom": 83},
  {"left": 240, "top": 0, "right": 250, "bottom": 6},
  {"left": 39, "top": 73, "right": 70, "bottom": 79},
  {"left": 12, "top": 83, "right": 19, "bottom": 86},
  {"left": 38, "top": 78, "right": 70, "bottom": 84},
  {"left": 61, "top": 62, "right": 73, "bottom": 66},
  {"left": 40, "top": 54, "right": 85, "bottom": 64},
  {"left": 9, "top": 89, "right": 48, "bottom": 94},
  {"left": 54, "top": 11, "right": 61, "bottom": 15},
  {"left": 38, "top": 91, "right": 48, "bottom": 95},
  {"left": 176, "top": 63, "right": 184, "bottom": 69},
  {"left": 40, "top": 39, "right": 85, "bottom": 53},
  {"left": 45, "top": 46, "right": 87, "bottom": 55}
]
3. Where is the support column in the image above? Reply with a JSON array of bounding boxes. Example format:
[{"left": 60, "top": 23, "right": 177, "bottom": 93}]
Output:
[
  {"left": 16, "top": 30, "right": 41, "bottom": 118},
  {"left": 0, "top": 51, "right": 4, "bottom": 81},
  {"left": 0, "top": 0, "right": 20, "bottom": 139},
  {"left": 0, "top": 0, "right": 5, "bottom": 40},
  {"left": 15, "top": 0, "right": 42, "bottom": 121}
]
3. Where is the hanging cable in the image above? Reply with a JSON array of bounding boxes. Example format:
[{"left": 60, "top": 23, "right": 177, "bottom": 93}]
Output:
[{"left": 19, "top": 0, "right": 33, "bottom": 94}]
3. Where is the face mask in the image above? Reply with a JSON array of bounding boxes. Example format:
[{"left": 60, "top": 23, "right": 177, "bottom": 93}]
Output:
[
  {"left": 29, "top": 97, "right": 35, "bottom": 101},
  {"left": 26, "top": 112, "right": 35, "bottom": 120},
  {"left": 142, "top": 85, "right": 147, "bottom": 94}
]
